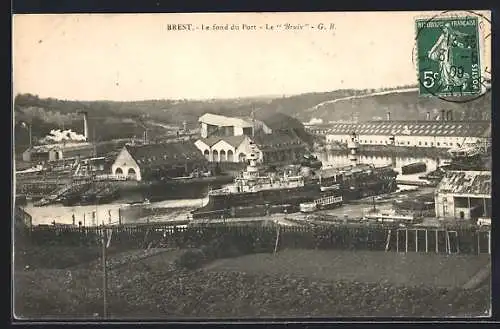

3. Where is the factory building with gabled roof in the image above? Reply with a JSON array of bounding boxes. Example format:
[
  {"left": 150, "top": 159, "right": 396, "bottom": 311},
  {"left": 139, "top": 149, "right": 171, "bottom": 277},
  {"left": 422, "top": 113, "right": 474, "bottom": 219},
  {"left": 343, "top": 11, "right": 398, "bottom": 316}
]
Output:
[{"left": 110, "top": 141, "right": 207, "bottom": 181}]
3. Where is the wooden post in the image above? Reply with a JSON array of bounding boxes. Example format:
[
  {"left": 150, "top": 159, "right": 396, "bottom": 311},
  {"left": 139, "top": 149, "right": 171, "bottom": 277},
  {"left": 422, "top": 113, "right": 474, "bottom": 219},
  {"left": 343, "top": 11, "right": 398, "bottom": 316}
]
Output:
[
  {"left": 405, "top": 229, "right": 408, "bottom": 253},
  {"left": 435, "top": 229, "right": 438, "bottom": 253},
  {"left": 446, "top": 230, "right": 451, "bottom": 254},
  {"left": 273, "top": 224, "right": 280, "bottom": 255},
  {"left": 415, "top": 229, "right": 418, "bottom": 252},
  {"left": 483, "top": 198, "right": 487, "bottom": 217},
  {"left": 385, "top": 229, "right": 391, "bottom": 252},
  {"left": 488, "top": 231, "right": 491, "bottom": 254},
  {"left": 396, "top": 229, "right": 399, "bottom": 253},
  {"left": 101, "top": 225, "right": 108, "bottom": 318},
  {"left": 477, "top": 231, "right": 481, "bottom": 254},
  {"left": 425, "top": 229, "right": 428, "bottom": 253}
]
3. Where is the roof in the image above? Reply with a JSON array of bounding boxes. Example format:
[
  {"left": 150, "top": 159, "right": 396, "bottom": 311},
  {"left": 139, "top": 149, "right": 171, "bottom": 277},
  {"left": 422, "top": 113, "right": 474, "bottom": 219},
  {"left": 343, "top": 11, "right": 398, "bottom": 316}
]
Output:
[
  {"left": 25, "top": 142, "right": 94, "bottom": 153},
  {"left": 436, "top": 171, "right": 491, "bottom": 196},
  {"left": 198, "top": 135, "right": 248, "bottom": 148},
  {"left": 254, "top": 112, "right": 304, "bottom": 131},
  {"left": 252, "top": 132, "right": 306, "bottom": 151},
  {"left": 198, "top": 113, "right": 253, "bottom": 128},
  {"left": 315, "top": 121, "right": 491, "bottom": 137},
  {"left": 125, "top": 142, "right": 206, "bottom": 168}
]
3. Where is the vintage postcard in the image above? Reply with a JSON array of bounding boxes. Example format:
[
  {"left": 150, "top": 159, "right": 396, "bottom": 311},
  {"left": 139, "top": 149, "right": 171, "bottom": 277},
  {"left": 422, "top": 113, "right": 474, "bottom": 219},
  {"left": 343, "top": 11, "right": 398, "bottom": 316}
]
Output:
[{"left": 12, "top": 11, "right": 491, "bottom": 320}]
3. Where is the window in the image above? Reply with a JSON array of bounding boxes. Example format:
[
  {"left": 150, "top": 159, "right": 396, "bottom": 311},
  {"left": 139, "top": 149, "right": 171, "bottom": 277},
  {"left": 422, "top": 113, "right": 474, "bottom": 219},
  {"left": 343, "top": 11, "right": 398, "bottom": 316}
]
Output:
[
  {"left": 437, "top": 142, "right": 440, "bottom": 146},
  {"left": 442, "top": 198, "right": 448, "bottom": 216},
  {"left": 419, "top": 141, "right": 422, "bottom": 146},
  {"left": 407, "top": 141, "right": 410, "bottom": 145},
  {"left": 424, "top": 142, "right": 428, "bottom": 146}
]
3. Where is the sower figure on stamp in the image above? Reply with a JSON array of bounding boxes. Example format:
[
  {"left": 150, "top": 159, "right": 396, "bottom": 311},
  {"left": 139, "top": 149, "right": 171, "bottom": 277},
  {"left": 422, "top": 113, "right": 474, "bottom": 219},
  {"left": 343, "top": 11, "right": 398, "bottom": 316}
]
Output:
[{"left": 427, "top": 23, "right": 471, "bottom": 91}]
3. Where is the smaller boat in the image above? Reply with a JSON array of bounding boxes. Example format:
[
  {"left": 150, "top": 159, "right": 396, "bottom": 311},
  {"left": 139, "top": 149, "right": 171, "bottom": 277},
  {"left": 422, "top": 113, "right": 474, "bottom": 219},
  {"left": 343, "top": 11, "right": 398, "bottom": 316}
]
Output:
[
  {"left": 300, "top": 202, "right": 317, "bottom": 213},
  {"left": 401, "top": 162, "right": 427, "bottom": 175},
  {"left": 300, "top": 154, "right": 323, "bottom": 169},
  {"left": 126, "top": 198, "right": 151, "bottom": 207}
]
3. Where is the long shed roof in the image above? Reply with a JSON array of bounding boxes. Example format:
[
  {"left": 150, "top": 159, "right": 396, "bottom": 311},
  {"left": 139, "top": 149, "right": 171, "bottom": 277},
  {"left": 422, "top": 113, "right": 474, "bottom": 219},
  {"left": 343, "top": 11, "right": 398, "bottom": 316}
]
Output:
[
  {"left": 126, "top": 142, "right": 206, "bottom": 168},
  {"left": 315, "top": 121, "right": 490, "bottom": 137},
  {"left": 198, "top": 113, "right": 253, "bottom": 128},
  {"left": 436, "top": 170, "right": 491, "bottom": 196}
]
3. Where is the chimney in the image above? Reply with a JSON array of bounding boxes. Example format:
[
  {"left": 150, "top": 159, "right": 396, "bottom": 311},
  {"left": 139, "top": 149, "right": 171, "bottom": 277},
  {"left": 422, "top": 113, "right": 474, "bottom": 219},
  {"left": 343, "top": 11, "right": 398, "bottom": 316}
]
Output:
[
  {"left": 441, "top": 110, "right": 446, "bottom": 121},
  {"left": 386, "top": 111, "right": 391, "bottom": 121},
  {"left": 82, "top": 112, "right": 89, "bottom": 141},
  {"left": 426, "top": 112, "right": 431, "bottom": 120}
]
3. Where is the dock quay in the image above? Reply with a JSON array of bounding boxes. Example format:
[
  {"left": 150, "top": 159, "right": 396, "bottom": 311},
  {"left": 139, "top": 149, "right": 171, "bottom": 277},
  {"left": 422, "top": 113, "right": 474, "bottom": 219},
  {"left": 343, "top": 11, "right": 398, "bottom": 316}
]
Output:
[{"left": 395, "top": 179, "right": 436, "bottom": 187}]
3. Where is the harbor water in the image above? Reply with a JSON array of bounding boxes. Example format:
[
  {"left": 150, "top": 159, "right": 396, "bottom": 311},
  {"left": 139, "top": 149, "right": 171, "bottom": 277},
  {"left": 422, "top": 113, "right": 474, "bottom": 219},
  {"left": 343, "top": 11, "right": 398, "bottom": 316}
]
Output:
[
  {"left": 23, "top": 152, "right": 450, "bottom": 226},
  {"left": 315, "top": 152, "right": 451, "bottom": 174},
  {"left": 24, "top": 197, "right": 208, "bottom": 226}
]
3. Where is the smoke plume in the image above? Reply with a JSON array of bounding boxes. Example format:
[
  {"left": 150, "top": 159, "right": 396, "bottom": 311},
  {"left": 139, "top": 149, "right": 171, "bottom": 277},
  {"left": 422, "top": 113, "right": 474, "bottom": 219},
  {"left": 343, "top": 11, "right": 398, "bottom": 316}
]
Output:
[{"left": 41, "top": 129, "right": 87, "bottom": 144}]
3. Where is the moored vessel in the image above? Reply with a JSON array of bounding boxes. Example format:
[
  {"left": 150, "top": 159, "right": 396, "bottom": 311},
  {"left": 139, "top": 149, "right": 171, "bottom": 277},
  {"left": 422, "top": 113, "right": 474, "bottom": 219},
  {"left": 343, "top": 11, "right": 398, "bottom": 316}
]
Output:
[{"left": 192, "top": 142, "right": 342, "bottom": 219}]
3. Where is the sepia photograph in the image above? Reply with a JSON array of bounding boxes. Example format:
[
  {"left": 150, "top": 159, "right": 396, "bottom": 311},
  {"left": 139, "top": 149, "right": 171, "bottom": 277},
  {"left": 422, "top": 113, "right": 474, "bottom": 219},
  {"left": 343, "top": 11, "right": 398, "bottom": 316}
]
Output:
[{"left": 12, "top": 11, "right": 491, "bottom": 320}]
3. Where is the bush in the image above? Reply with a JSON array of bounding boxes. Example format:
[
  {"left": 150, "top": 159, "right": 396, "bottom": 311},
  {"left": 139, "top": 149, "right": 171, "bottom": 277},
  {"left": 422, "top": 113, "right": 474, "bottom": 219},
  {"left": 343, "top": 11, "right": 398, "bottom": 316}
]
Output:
[{"left": 174, "top": 249, "right": 207, "bottom": 270}]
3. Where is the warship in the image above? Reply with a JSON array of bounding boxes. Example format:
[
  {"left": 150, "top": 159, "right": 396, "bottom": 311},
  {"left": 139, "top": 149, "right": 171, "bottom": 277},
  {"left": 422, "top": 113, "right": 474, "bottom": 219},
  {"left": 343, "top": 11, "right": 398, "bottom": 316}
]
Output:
[{"left": 192, "top": 136, "right": 398, "bottom": 219}]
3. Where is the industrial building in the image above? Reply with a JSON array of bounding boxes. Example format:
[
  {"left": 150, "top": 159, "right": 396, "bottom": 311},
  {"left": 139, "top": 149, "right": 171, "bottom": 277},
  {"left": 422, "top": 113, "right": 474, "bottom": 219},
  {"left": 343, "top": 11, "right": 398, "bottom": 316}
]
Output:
[
  {"left": 21, "top": 142, "right": 95, "bottom": 162},
  {"left": 308, "top": 110, "right": 490, "bottom": 149},
  {"left": 110, "top": 141, "right": 206, "bottom": 181},
  {"left": 198, "top": 113, "right": 272, "bottom": 138},
  {"left": 195, "top": 112, "right": 309, "bottom": 164},
  {"left": 21, "top": 111, "right": 93, "bottom": 162},
  {"left": 434, "top": 171, "right": 491, "bottom": 221},
  {"left": 195, "top": 132, "right": 307, "bottom": 164}
]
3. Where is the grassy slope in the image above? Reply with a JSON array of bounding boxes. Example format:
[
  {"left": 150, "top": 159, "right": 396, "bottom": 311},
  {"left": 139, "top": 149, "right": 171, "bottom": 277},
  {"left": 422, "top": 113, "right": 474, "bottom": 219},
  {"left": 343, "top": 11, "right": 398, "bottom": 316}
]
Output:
[{"left": 14, "top": 248, "right": 491, "bottom": 319}]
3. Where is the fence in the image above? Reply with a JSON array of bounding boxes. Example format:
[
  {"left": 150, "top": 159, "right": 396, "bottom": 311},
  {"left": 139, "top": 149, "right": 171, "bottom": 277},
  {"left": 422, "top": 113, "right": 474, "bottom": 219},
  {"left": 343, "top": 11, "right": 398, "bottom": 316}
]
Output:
[{"left": 19, "top": 223, "right": 491, "bottom": 255}]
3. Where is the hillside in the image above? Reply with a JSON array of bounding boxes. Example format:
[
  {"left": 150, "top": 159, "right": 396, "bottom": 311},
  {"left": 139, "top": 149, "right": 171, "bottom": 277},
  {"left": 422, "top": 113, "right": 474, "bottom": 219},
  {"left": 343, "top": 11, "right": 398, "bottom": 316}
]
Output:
[{"left": 13, "top": 87, "right": 491, "bottom": 153}]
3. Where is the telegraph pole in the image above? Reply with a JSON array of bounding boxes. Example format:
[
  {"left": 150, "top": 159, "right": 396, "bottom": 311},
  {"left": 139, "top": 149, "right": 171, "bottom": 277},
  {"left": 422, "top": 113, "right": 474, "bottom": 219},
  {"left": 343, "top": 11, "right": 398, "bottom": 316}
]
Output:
[{"left": 101, "top": 223, "right": 108, "bottom": 318}]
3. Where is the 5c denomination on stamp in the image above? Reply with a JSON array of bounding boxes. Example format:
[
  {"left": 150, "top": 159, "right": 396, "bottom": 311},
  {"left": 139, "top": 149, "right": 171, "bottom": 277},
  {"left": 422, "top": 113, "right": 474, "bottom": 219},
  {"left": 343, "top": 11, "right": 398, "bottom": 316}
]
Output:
[{"left": 415, "top": 16, "right": 481, "bottom": 98}]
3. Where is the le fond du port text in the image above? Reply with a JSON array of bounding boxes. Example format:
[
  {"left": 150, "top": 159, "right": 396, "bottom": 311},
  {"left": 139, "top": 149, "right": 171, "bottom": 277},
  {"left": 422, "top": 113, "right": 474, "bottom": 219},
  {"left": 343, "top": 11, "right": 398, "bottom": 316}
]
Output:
[{"left": 165, "top": 23, "right": 336, "bottom": 32}]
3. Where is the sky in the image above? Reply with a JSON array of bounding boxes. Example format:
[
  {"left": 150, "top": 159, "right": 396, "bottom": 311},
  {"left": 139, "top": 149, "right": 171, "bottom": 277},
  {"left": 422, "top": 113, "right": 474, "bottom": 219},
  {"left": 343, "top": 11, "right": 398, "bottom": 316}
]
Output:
[{"left": 12, "top": 11, "right": 491, "bottom": 101}]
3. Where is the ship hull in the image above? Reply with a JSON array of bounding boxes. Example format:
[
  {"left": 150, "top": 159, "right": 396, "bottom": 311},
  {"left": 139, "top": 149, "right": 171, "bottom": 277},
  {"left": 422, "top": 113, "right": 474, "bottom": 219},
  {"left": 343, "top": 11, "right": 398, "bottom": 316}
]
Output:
[
  {"left": 114, "top": 175, "right": 234, "bottom": 202},
  {"left": 192, "top": 167, "right": 397, "bottom": 219},
  {"left": 57, "top": 175, "right": 234, "bottom": 206},
  {"left": 192, "top": 184, "right": 323, "bottom": 219}
]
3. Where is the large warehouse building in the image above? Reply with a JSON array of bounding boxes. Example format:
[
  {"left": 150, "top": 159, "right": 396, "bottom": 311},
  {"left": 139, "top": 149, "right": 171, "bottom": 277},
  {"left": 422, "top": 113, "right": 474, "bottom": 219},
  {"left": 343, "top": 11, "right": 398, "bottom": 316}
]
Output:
[{"left": 307, "top": 110, "right": 490, "bottom": 149}]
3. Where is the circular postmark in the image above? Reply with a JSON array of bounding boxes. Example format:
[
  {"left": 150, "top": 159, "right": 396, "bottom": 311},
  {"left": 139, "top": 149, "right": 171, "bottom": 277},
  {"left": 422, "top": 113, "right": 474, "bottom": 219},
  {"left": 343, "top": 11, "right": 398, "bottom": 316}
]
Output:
[{"left": 412, "top": 10, "right": 491, "bottom": 103}]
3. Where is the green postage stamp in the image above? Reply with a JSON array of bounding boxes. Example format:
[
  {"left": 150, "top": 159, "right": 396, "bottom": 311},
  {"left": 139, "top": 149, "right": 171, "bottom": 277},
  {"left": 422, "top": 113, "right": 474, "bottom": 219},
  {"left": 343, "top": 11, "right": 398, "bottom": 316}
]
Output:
[{"left": 415, "top": 16, "right": 482, "bottom": 97}]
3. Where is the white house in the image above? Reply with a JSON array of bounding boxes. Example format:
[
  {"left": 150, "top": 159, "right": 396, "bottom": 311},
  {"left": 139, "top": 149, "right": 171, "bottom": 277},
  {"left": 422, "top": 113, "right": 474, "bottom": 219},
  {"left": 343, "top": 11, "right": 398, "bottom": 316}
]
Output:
[
  {"left": 195, "top": 135, "right": 254, "bottom": 163},
  {"left": 434, "top": 171, "right": 491, "bottom": 220},
  {"left": 194, "top": 133, "right": 307, "bottom": 165}
]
